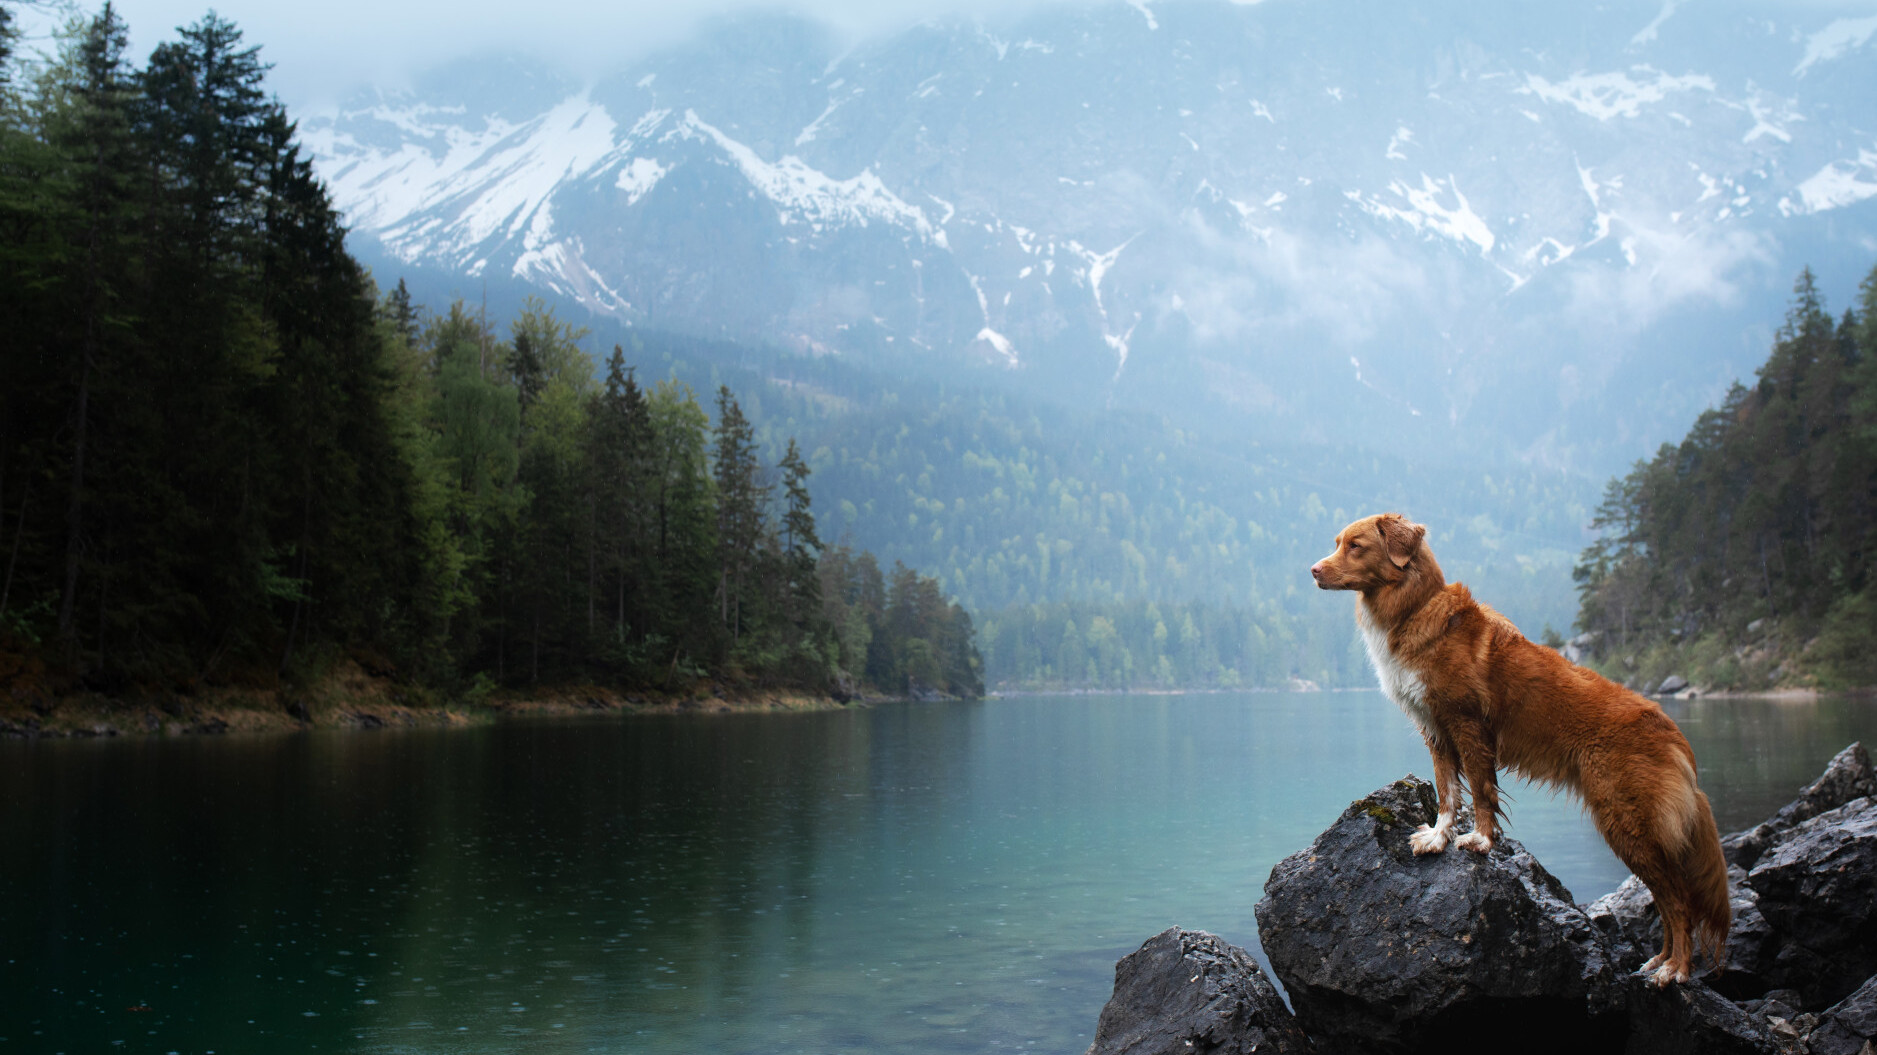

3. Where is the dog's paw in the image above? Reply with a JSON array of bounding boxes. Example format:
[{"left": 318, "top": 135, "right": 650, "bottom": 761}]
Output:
[
  {"left": 1409, "top": 824, "right": 1450, "bottom": 855},
  {"left": 1454, "top": 831, "right": 1494, "bottom": 854},
  {"left": 1647, "top": 963, "right": 1689, "bottom": 988}
]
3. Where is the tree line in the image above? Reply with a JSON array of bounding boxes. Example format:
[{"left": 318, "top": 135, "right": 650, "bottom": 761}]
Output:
[
  {"left": 0, "top": 7, "right": 980, "bottom": 701},
  {"left": 1573, "top": 264, "right": 1877, "bottom": 690},
  {"left": 978, "top": 599, "right": 1361, "bottom": 691}
]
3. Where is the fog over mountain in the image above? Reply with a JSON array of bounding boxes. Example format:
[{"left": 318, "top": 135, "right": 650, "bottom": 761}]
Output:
[{"left": 302, "top": 0, "right": 1877, "bottom": 477}]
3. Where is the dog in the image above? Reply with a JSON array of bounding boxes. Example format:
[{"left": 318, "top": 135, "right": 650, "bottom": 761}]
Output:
[{"left": 1309, "top": 512, "right": 1730, "bottom": 987}]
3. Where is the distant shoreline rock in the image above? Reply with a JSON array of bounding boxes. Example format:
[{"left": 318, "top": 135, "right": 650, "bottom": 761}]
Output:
[{"left": 1087, "top": 742, "right": 1877, "bottom": 1054}]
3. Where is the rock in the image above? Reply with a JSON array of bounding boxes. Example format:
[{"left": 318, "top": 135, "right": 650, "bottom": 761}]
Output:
[
  {"left": 1587, "top": 865, "right": 1776, "bottom": 996},
  {"left": 1621, "top": 973, "right": 1780, "bottom": 1055},
  {"left": 1656, "top": 674, "right": 1689, "bottom": 695},
  {"left": 1255, "top": 776, "right": 1623, "bottom": 1054},
  {"left": 1805, "top": 974, "right": 1877, "bottom": 1055},
  {"left": 1747, "top": 618, "right": 1768, "bottom": 636},
  {"left": 1746, "top": 796, "right": 1877, "bottom": 1009},
  {"left": 1724, "top": 743, "right": 1875, "bottom": 869},
  {"left": 1084, "top": 927, "right": 1308, "bottom": 1055},
  {"left": 830, "top": 671, "right": 857, "bottom": 704}
]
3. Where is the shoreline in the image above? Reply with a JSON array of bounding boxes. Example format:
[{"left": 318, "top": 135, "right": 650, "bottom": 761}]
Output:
[
  {"left": 0, "top": 663, "right": 875, "bottom": 741},
  {"left": 5, "top": 679, "right": 1865, "bottom": 742}
]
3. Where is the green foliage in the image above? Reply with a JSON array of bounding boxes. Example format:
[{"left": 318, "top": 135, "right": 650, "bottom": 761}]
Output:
[
  {"left": 1573, "top": 263, "right": 1877, "bottom": 689},
  {"left": 629, "top": 333, "right": 1594, "bottom": 689},
  {"left": 0, "top": 7, "right": 977, "bottom": 702},
  {"left": 978, "top": 598, "right": 1354, "bottom": 691}
]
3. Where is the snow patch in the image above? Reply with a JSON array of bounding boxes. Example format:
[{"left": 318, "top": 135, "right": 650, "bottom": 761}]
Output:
[
  {"left": 1782, "top": 148, "right": 1877, "bottom": 214},
  {"left": 1577, "top": 162, "right": 1617, "bottom": 243},
  {"left": 795, "top": 101, "right": 840, "bottom": 146},
  {"left": 615, "top": 157, "right": 667, "bottom": 205},
  {"left": 1519, "top": 66, "right": 1714, "bottom": 121},
  {"left": 1386, "top": 126, "right": 1413, "bottom": 160},
  {"left": 1521, "top": 237, "right": 1575, "bottom": 267},
  {"left": 1349, "top": 174, "right": 1496, "bottom": 254},
  {"left": 976, "top": 327, "right": 1018, "bottom": 365},
  {"left": 1067, "top": 238, "right": 1137, "bottom": 373},
  {"left": 324, "top": 92, "right": 621, "bottom": 270},
  {"left": 671, "top": 111, "right": 937, "bottom": 242},
  {"left": 1126, "top": 0, "right": 1159, "bottom": 30},
  {"left": 1249, "top": 99, "right": 1274, "bottom": 123},
  {"left": 1795, "top": 16, "right": 1877, "bottom": 76},
  {"left": 1739, "top": 92, "right": 1797, "bottom": 144},
  {"left": 1630, "top": 0, "right": 1684, "bottom": 46}
]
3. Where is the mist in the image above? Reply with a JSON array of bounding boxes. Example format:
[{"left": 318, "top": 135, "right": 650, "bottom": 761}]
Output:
[{"left": 13, "top": 0, "right": 1188, "bottom": 109}]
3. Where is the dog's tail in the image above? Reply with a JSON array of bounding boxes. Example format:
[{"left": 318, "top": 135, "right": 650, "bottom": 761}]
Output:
[{"left": 1682, "top": 784, "right": 1732, "bottom": 970}]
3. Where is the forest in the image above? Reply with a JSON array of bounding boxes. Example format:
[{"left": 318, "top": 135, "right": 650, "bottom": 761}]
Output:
[
  {"left": 1573, "top": 264, "right": 1877, "bottom": 691},
  {"left": 0, "top": 7, "right": 981, "bottom": 704}
]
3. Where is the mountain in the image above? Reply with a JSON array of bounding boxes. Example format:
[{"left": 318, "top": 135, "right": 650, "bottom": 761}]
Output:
[{"left": 301, "top": 0, "right": 1877, "bottom": 475}]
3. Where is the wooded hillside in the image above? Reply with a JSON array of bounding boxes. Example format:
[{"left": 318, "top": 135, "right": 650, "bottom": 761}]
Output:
[
  {"left": 0, "top": 8, "right": 979, "bottom": 703},
  {"left": 1574, "top": 264, "right": 1877, "bottom": 690}
]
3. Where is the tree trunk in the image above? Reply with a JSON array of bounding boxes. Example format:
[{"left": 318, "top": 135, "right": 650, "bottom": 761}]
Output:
[
  {"left": 1, "top": 477, "right": 28, "bottom": 618},
  {"left": 57, "top": 353, "right": 93, "bottom": 640}
]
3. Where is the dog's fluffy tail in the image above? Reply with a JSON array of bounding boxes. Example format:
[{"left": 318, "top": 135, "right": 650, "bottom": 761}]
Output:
[{"left": 1683, "top": 787, "right": 1732, "bottom": 969}]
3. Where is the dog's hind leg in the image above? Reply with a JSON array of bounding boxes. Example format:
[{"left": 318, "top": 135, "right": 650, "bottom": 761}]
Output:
[
  {"left": 1588, "top": 771, "right": 1696, "bottom": 985},
  {"left": 1642, "top": 886, "right": 1693, "bottom": 986},
  {"left": 1411, "top": 735, "right": 1462, "bottom": 855}
]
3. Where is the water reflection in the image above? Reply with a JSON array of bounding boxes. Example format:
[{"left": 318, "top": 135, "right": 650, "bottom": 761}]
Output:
[{"left": 1, "top": 691, "right": 1872, "bottom": 1053}]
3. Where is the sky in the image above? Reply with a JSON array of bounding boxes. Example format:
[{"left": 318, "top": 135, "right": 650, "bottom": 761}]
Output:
[{"left": 10, "top": 0, "right": 1114, "bottom": 110}]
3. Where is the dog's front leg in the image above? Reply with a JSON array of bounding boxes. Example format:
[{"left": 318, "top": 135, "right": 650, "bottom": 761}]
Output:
[
  {"left": 1410, "top": 735, "right": 1462, "bottom": 855},
  {"left": 1452, "top": 729, "right": 1500, "bottom": 854}
]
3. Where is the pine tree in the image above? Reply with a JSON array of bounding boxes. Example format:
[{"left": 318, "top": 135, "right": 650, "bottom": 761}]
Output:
[
  {"left": 777, "top": 439, "right": 821, "bottom": 619},
  {"left": 712, "top": 386, "right": 766, "bottom": 646}
]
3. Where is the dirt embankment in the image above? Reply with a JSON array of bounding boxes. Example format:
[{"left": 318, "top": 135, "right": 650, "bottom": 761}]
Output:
[{"left": 0, "top": 657, "right": 856, "bottom": 740}]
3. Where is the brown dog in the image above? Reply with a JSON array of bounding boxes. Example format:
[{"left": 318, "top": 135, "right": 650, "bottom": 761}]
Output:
[{"left": 1310, "top": 512, "right": 1730, "bottom": 986}]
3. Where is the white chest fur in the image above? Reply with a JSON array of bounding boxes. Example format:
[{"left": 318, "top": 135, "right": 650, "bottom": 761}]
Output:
[{"left": 1358, "top": 606, "right": 1432, "bottom": 738}]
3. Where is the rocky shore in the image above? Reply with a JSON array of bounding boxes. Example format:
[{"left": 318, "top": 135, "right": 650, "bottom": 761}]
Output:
[
  {"left": 0, "top": 658, "right": 862, "bottom": 739},
  {"left": 1088, "top": 743, "right": 1877, "bottom": 1055}
]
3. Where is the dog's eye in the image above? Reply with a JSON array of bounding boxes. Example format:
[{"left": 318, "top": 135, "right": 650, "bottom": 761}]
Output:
[{"left": 1347, "top": 542, "right": 1360, "bottom": 551}]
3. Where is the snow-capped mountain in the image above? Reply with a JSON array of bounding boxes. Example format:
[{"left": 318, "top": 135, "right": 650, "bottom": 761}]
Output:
[{"left": 302, "top": 1, "right": 1877, "bottom": 471}]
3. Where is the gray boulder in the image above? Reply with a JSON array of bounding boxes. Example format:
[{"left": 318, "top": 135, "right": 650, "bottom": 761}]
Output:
[
  {"left": 1657, "top": 674, "right": 1690, "bottom": 695},
  {"left": 1254, "top": 776, "right": 1624, "bottom": 1054},
  {"left": 1805, "top": 974, "right": 1877, "bottom": 1055},
  {"left": 1746, "top": 795, "right": 1877, "bottom": 1009},
  {"left": 1084, "top": 927, "right": 1307, "bottom": 1055},
  {"left": 1585, "top": 865, "right": 1776, "bottom": 996},
  {"left": 1621, "top": 974, "right": 1784, "bottom": 1055},
  {"left": 1723, "top": 743, "right": 1875, "bottom": 870}
]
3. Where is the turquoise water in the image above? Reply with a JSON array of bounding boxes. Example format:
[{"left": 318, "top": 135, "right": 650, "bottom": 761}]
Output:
[{"left": 3, "top": 691, "right": 1874, "bottom": 1053}]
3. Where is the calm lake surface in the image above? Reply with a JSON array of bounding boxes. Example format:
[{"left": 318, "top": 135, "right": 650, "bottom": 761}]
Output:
[{"left": 4, "top": 690, "right": 1876, "bottom": 1054}]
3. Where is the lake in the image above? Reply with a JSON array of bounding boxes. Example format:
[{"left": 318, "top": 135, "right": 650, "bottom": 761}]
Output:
[{"left": 3, "top": 690, "right": 1875, "bottom": 1054}]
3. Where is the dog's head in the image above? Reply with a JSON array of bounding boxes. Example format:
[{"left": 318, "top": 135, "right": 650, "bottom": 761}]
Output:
[{"left": 1310, "top": 513, "right": 1428, "bottom": 592}]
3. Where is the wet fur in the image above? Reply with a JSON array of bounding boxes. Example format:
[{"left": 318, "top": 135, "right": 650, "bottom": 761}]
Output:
[{"left": 1311, "top": 513, "right": 1731, "bottom": 986}]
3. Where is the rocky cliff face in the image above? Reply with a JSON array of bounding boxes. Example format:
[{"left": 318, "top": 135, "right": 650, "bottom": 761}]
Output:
[{"left": 1089, "top": 742, "right": 1877, "bottom": 1054}]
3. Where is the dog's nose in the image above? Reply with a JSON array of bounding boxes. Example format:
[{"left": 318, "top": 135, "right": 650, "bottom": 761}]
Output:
[{"left": 1309, "top": 561, "right": 1324, "bottom": 582}]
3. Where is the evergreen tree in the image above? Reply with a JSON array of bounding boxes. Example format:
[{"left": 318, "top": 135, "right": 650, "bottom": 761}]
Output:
[
  {"left": 712, "top": 385, "right": 766, "bottom": 647},
  {"left": 0, "top": 6, "right": 979, "bottom": 702},
  {"left": 1573, "top": 262, "right": 1877, "bottom": 689}
]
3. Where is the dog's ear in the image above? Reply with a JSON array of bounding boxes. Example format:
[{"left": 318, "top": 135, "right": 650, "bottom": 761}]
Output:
[{"left": 1378, "top": 514, "right": 1426, "bottom": 569}]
